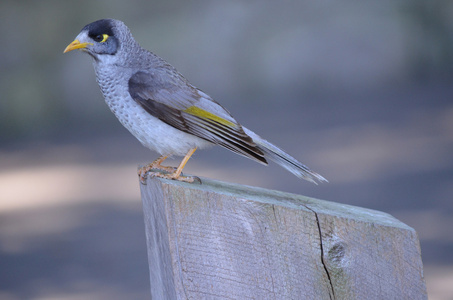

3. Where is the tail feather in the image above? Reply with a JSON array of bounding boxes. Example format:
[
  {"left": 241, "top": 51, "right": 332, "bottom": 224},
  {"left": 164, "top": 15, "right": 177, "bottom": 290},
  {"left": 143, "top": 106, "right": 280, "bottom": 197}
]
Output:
[{"left": 243, "top": 127, "right": 328, "bottom": 184}]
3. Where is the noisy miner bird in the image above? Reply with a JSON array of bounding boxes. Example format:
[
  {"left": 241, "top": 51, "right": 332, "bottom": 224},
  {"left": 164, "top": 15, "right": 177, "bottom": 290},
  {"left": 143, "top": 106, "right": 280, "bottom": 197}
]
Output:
[{"left": 64, "top": 19, "right": 327, "bottom": 184}]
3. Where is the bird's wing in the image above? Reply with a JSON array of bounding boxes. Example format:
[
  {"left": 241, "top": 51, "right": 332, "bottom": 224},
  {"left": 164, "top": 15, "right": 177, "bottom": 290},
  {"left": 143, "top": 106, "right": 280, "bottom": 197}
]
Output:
[{"left": 128, "top": 70, "right": 267, "bottom": 164}]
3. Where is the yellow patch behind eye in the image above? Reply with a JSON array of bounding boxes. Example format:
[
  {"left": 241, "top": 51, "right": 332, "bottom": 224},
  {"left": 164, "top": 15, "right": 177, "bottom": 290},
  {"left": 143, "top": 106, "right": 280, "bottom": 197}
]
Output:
[
  {"left": 184, "top": 106, "right": 235, "bottom": 127},
  {"left": 101, "top": 34, "right": 109, "bottom": 43}
]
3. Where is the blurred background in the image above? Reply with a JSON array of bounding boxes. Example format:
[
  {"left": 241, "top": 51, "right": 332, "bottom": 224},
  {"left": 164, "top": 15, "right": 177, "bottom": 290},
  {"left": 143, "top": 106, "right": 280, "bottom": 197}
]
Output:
[{"left": 1, "top": 0, "right": 452, "bottom": 299}]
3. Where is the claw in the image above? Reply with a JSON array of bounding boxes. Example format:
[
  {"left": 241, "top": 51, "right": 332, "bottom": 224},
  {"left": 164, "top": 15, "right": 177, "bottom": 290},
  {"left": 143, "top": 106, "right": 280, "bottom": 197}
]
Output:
[
  {"left": 138, "top": 148, "right": 200, "bottom": 185},
  {"left": 139, "top": 168, "right": 201, "bottom": 184}
]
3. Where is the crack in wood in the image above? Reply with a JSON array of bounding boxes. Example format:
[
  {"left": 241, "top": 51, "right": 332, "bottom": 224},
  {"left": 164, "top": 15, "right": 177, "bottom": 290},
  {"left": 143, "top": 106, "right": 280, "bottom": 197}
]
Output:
[{"left": 306, "top": 206, "right": 336, "bottom": 300}]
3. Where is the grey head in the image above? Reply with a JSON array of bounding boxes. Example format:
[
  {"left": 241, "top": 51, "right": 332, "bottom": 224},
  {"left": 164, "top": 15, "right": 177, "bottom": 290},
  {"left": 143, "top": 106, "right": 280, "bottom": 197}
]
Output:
[{"left": 64, "top": 19, "right": 139, "bottom": 62}]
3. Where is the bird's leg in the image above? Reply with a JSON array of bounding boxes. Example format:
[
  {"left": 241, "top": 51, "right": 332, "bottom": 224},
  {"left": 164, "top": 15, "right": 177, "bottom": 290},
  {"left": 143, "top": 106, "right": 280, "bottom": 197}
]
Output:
[
  {"left": 138, "top": 148, "right": 199, "bottom": 184},
  {"left": 138, "top": 155, "right": 174, "bottom": 184},
  {"left": 165, "top": 147, "right": 198, "bottom": 183}
]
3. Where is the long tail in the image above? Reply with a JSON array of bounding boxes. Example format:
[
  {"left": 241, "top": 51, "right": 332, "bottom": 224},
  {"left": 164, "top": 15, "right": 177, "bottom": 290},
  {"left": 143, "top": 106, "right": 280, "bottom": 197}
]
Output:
[{"left": 243, "top": 127, "right": 328, "bottom": 184}]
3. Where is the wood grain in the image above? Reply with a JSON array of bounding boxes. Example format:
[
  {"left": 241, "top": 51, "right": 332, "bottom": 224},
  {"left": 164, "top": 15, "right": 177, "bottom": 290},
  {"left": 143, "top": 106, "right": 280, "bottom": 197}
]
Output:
[{"left": 140, "top": 176, "right": 427, "bottom": 299}]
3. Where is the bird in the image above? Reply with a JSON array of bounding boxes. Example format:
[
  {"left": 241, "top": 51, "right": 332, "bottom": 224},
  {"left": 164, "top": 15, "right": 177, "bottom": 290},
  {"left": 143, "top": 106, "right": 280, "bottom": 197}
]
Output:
[{"left": 64, "top": 19, "right": 327, "bottom": 185}]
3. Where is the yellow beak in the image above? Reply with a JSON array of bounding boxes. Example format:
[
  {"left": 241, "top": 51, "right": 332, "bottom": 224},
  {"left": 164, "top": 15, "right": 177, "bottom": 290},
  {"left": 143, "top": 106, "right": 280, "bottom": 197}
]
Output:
[{"left": 63, "top": 39, "right": 93, "bottom": 53}]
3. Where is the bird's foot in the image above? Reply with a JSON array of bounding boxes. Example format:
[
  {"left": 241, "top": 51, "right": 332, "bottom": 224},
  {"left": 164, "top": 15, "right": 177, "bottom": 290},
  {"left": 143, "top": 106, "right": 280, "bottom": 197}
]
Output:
[
  {"left": 155, "top": 171, "right": 200, "bottom": 184},
  {"left": 141, "top": 160, "right": 176, "bottom": 174},
  {"left": 138, "top": 157, "right": 175, "bottom": 184},
  {"left": 138, "top": 165, "right": 200, "bottom": 185},
  {"left": 139, "top": 168, "right": 200, "bottom": 184},
  {"left": 139, "top": 150, "right": 200, "bottom": 184}
]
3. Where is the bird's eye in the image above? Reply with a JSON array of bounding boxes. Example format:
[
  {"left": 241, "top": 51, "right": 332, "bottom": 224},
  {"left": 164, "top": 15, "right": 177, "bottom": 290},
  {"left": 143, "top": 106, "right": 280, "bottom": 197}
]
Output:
[{"left": 93, "top": 34, "right": 109, "bottom": 43}]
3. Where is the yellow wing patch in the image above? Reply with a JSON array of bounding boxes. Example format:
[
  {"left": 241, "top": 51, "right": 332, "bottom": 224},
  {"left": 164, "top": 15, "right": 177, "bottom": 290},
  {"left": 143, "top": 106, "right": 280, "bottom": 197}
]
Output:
[{"left": 183, "top": 106, "right": 235, "bottom": 127}]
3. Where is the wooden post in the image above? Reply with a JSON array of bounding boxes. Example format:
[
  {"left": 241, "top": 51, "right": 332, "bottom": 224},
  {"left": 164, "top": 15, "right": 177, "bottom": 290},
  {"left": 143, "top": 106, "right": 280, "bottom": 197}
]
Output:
[{"left": 140, "top": 176, "right": 427, "bottom": 299}]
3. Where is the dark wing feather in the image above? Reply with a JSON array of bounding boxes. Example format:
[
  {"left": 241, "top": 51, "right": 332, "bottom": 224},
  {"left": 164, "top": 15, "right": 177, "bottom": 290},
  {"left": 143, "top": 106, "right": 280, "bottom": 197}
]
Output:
[{"left": 128, "top": 70, "right": 267, "bottom": 164}]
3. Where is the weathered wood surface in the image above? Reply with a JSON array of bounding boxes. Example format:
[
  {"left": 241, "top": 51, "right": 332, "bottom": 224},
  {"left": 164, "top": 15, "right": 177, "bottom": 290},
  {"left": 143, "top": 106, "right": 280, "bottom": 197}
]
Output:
[{"left": 140, "top": 176, "right": 427, "bottom": 300}]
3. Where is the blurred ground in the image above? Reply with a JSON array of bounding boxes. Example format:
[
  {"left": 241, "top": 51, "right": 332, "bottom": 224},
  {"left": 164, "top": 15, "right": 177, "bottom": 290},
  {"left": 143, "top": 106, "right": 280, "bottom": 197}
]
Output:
[{"left": 1, "top": 0, "right": 453, "bottom": 299}]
